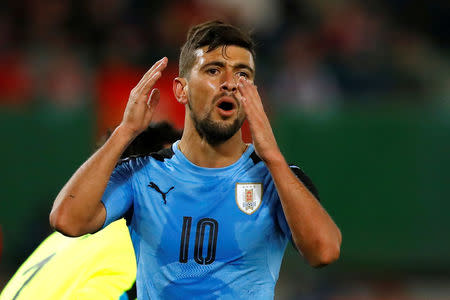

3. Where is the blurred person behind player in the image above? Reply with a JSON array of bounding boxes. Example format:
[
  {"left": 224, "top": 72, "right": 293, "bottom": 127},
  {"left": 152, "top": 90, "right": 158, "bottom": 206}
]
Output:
[
  {"left": 0, "top": 122, "right": 181, "bottom": 300},
  {"left": 50, "top": 21, "right": 342, "bottom": 299}
]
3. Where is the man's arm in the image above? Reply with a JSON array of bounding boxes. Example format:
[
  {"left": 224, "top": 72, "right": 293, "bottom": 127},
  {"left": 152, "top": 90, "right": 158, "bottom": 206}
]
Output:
[
  {"left": 50, "top": 58, "right": 168, "bottom": 236},
  {"left": 237, "top": 77, "right": 341, "bottom": 267}
]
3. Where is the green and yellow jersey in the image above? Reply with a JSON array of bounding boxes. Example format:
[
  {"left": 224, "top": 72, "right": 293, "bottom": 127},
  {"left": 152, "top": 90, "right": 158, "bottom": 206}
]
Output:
[{"left": 0, "top": 219, "right": 136, "bottom": 300}]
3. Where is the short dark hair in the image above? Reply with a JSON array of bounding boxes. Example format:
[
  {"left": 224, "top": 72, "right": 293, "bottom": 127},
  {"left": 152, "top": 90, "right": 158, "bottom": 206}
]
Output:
[
  {"left": 96, "top": 122, "right": 182, "bottom": 158},
  {"left": 121, "top": 122, "right": 182, "bottom": 158},
  {"left": 179, "top": 20, "right": 256, "bottom": 78}
]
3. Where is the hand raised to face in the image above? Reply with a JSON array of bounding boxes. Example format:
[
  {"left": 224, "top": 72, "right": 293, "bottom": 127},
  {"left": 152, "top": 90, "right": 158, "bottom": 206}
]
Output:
[
  {"left": 120, "top": 57, "right": 168, "bottom": 138},
  {"left": 237, "top": 77, "right": 282, "bottom": 163}
]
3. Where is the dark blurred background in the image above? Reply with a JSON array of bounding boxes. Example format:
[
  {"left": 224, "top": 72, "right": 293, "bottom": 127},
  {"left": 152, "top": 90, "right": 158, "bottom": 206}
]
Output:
[{"left": 0, "top": 0, "right": 449, "bottom": 299}]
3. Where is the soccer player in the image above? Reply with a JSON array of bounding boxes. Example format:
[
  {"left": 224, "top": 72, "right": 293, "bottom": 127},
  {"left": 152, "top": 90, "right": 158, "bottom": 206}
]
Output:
[
  {"left": 0, "top": 219, "right": 136, "bottom": 300},
  {"left": 50, "top": 21, "right": 342, "bottom": 299}
]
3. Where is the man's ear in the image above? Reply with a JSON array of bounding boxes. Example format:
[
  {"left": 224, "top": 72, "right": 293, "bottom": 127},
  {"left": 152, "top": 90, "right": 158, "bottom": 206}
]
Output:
[{"left": 173, "top": 77, "right": 188, "bottom": 105}]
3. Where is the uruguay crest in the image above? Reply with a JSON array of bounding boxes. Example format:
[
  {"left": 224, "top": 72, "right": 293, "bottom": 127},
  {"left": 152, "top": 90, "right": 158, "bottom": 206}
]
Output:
[{"left": 235, "top": 183, "right": 263, "bottom": 215}]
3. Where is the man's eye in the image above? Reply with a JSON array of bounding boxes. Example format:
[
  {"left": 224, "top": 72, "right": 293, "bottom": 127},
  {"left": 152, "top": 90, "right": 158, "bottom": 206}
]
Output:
[
  {"left": 238, "top": 72, "right": 249, "bottom": 78},
  {"left": 207, "top": 69, "right": 219, "bottom": 75}
]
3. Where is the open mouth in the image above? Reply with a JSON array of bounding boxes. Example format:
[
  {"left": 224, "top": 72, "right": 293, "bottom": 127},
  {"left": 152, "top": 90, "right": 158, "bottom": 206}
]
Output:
[
  {"left": 218, "top": 101, "right": 234, "bottom": 111},
  {"left": 215, "top": 98, "right": 237, "bottom": 117},
  {"left": 216, "top": 97, "right": 236, "bottom": 111},
  {"left": 215, "top": 96, "right": 237, "bottom": 117}
]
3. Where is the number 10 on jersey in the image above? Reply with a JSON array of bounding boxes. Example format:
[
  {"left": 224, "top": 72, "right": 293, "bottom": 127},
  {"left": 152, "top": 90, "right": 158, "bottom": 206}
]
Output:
[{"left": 179, "top": 216, "right": 218, "bottom": 265}]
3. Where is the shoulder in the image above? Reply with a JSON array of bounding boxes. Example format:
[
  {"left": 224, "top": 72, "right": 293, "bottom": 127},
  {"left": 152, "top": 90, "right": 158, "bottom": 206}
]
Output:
[
  {"left": 288, "top": 164, "right": 320, "bottom": 200},
  {"left": 249, "top": 150, "right": 320, "bottom": 200},
  {"left": 249, "top": 150, "right": 263, "bottom": 165},
  {"left": 148, "top": 147, "right": 175, "bottom": 162}
]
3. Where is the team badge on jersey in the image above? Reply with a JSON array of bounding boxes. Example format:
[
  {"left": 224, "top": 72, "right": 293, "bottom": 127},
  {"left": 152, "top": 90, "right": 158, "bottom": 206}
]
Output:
[{"left": 235, "top": 183, "right": 262, "bottom": 215}]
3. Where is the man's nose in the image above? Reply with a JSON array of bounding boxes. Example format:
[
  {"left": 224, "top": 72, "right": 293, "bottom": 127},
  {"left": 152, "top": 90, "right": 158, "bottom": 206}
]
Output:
[{"left": 220, "top": 71, "right": 238, "bottom": 92}]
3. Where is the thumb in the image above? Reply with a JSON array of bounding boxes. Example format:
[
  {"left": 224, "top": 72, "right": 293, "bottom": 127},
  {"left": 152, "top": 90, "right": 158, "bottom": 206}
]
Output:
[
  {"left": 147, "top": 88, "right": 160, "bottom": 111},
  {"left": 144, "top": 88, "right": 160, "bottom": 124}
]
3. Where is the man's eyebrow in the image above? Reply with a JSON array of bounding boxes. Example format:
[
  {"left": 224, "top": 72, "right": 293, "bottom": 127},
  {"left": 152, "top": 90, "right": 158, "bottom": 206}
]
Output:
[
  {"left": 201, "top": 61, "right": 255, "bottom": 75},
  {"left": 233, "top": 63, "right": 254, "bottom": 75},
  {"left": 201, "top": 61, "right": 226, "bottom": 69}
]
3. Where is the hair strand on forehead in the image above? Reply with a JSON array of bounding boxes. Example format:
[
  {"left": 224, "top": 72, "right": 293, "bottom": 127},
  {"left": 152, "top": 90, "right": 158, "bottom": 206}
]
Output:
[{"left": 221, "top": 45, "right": 230, "bottom": 60}]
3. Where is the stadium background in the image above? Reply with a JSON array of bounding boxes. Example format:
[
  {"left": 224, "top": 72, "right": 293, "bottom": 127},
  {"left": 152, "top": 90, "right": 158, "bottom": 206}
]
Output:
[{"left": 0, "top": 0, "right": 449, "bottom": 298}]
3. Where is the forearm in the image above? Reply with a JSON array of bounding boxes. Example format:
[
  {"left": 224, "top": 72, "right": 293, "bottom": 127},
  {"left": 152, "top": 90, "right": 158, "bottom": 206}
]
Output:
[
  {"left": 50, "top": 126, "right": 134, "bottom": 236},
  {"left": 236, "top": 77, "right": 341, "bottom": 265},
  {"left": 265, "top": 153, "right": 341, "bottom": 267},
  {"left": 50, "top": 58, "right": 167, "bottom": 236}
]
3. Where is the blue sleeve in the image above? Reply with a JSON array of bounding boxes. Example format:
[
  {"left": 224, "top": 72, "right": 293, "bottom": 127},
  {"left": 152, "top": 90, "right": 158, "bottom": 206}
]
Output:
[{"left": 101, "top": 161, "right": 134, "bottom": 228}]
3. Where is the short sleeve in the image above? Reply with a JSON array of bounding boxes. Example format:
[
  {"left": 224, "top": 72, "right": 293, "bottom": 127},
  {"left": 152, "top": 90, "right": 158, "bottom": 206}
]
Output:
[
  {"left": 288, "top": 165, "right": 320, "bottom": 201},
  {"left": 275, "top": 165, "right": 320, "bottom": 240},
  {"left": 101, "top": 161, "right": 134, "bottom": 228}
]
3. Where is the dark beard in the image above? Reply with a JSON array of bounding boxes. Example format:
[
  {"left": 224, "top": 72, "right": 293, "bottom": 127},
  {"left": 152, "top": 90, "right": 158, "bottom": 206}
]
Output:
[{"left": 189, "top": 99, "right": 245, "bottom": 146}]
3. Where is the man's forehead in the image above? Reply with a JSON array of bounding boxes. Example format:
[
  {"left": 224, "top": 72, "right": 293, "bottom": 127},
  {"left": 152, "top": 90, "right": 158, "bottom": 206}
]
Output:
[{"left": 193, "top": 45, "right": 254, "bottom": 68}]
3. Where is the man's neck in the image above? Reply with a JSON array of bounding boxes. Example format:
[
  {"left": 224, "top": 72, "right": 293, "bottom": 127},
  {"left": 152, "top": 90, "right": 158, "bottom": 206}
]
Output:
[{"left": 178, "top": 124, "right": 247, "bottom": 168}]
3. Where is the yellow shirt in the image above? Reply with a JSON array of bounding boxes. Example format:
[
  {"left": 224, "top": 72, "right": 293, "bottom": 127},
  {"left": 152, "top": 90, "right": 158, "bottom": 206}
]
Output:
[{"left": 0, "top": 219, "right": 136, "bottom": 300}]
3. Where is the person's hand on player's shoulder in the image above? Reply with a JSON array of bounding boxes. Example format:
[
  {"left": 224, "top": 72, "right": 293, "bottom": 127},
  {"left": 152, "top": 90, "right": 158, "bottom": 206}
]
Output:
[
  {"left": 119, "top": 57, "right": 168, "bottom": 139},
  {"left": 237, "top": 77, "right": 283, "bottom": 164}
]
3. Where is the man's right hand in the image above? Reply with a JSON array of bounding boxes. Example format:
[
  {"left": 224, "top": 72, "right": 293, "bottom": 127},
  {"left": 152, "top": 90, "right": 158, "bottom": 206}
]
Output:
[
  {"left": 120, "top": 57, "right": 168, "bottom": 138},
  {"left": 50, "top": 57, "right": 168, "bottom": 236}
]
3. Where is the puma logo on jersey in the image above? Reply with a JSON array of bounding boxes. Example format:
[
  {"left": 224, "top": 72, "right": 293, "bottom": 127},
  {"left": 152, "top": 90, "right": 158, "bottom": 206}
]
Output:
[{"left": 148, "top": 182, "right": 174, "bottom": 204}]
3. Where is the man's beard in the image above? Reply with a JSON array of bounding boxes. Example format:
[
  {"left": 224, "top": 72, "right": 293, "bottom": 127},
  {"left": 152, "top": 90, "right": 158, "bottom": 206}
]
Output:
[{"left": 188, "top": 93, "right": 245, "bottom": 146}]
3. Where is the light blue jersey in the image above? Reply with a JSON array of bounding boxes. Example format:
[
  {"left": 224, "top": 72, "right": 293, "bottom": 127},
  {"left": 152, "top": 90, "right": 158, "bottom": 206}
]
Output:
[{"left": 101, "top": 141, "right": 318, "bottom": 300}]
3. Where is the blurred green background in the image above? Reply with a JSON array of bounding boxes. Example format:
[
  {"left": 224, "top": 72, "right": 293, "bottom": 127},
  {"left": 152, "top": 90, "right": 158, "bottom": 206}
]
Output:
[{"left": 1, "top": 0, "right": 449, "bottom": 298}]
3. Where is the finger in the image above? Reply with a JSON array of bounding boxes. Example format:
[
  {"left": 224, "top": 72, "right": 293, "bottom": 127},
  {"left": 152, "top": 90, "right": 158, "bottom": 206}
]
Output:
[
  {"left": 137, "top": 59, "right": 168, "bottom": 93},
  {"left": 144, "top": 88, "right": 160, "bottom": 124},
  {"left": 150, "top": 57, "right": 167, "bottom": 74},
  {"left": 240, "top": 95, "right": 248, "bottom": 108},
  {"left": 238, "top": 78, "right": 255, "bottom": 102},
  {"left": 243, "top": 78, "right": 258, "bottom": 99},
  {"left": 238, "top": 77, "right": 253, "bottom": 92},
  {"left": 240, "top": 77, "right": 263, "bottom": 107},
  {"left": 141, "top": 71, "right": 163, "bottom": 96},
  {"left": 135, "top": 57, "right": 168, "bottom": 91},
  {"left": 134, "top": 58, "right": 164, "bottom": 89},
  {"left": 236, "top": 87, "right": 251, "bottom": 113},
  {"left": 147, "top": 57, "right": 168, "bottom": 79},
  {"left": 238, "top": 77, "right": 248, "bottom": 96},
  {"left": 235, "top": 89, "right": 247, "bottom": 109},
  {"left": 147, "top": 88, "right": 160, "bottom": 110},
  {"left": 239, "top": 77, "right": 261, "bottom": 104},
  {"left": 141, "top": 57, "right": 167, "bottom": 82}
]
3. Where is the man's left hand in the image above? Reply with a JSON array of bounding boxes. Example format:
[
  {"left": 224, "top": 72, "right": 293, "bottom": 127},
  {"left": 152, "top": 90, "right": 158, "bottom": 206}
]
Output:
[{"left": 237, "top": 77, "right": 282, "bottom": 164}]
